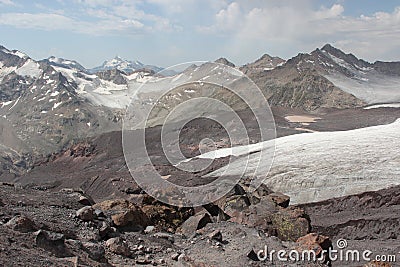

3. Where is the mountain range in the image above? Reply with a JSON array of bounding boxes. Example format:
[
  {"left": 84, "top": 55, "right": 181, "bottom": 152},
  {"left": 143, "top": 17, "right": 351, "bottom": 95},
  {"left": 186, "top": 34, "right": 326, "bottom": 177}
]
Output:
[
  {"left": 1, "top": 43, "right": 399, "bottom": 267},
  {"left": 0, "top": 43, "right": 399, "bottom": 178}
]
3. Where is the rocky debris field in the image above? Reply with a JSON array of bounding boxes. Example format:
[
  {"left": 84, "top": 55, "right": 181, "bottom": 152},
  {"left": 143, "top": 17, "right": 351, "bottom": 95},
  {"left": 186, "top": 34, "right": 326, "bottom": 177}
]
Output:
[
  {"left": 1, "top": 179, "right": 398, "bottom": 266},
  {"left": 0, "top": 180, "right": 337, "bottom": 267}
]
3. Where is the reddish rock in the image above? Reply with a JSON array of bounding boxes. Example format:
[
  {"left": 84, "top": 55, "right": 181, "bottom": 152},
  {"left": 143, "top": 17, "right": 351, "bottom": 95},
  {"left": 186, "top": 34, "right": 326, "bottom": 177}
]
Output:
[
  {"left": 141, "top": 204, "right": 193, "bottom": 230},
  {"left": 93, "top": 199, "right": 136, "bottom": 211},
  {"left": 267, "top": 192, "right": 290, "bottom": 208},
  {"left": 94, "top": 199, "right": 150, "bottom": 228},
  {"left": 111, "top": 210, "right": 135, "bottom": 227},
  {"left": 296, "top": 233, "right": 332, "bottom": 258}
]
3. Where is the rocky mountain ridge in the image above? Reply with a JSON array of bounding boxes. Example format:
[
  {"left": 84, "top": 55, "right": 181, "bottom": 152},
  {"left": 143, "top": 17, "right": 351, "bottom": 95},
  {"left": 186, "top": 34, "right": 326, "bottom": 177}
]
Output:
[{"left": 0, "top": 43, "right": 399, "bottom": 177}]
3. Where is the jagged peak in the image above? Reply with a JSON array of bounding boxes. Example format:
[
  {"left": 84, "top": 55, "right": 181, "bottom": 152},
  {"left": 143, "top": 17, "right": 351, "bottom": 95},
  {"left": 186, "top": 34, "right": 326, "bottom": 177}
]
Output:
[
  {"left": 215, "top": 57, "right": 235, "bottom": 67},
  {"left": 319, "top": 43, "right": 371, "bottom": 67},
  {"left": 254, "top": 53, "right": 284, "bottom": 62},
  {"left": 321, "top": 43, "right": 336, "bottom": 52},
  {"left": 259, "top": 54, "right": 274, "bottom": 61}
]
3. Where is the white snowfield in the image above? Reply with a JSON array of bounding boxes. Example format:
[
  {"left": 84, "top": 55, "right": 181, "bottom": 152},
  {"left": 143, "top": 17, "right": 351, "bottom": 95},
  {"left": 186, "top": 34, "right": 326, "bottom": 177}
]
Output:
[
  {"left": 321, "top": 50, "right": 400, "bottom": 104},
  {"left": 197, "top": 119, "right": 400, "bottom": 204},
  {"left": 0, "top": 58, "right": 42, "bottom": 81},
  {"left": 325, "top": 72, "right": 400, "bottom": 104},
  {"left": 364, "top": 103, "right": 400, "bottom": 109},
  {"left": 15, "top": 59, "right": 42, "bottom": 78}
]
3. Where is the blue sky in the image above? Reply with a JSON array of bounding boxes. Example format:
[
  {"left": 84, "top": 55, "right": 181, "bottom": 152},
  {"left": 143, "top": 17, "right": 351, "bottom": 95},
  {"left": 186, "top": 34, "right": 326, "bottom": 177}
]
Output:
[{"left": 0, "top": 0, "right": 399, "bottom": 68}]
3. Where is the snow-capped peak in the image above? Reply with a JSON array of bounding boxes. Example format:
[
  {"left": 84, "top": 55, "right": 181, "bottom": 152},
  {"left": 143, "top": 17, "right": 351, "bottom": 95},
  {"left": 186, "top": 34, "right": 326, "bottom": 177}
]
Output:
[
  {"left": 0, "top": 47, "right": 28, "bottom": 59},
  {"left": 90, "top": 56, "right": 163, "bottom": 74},
  {"left": 46, "top": 56, "right": 86, "bottom": 72}
]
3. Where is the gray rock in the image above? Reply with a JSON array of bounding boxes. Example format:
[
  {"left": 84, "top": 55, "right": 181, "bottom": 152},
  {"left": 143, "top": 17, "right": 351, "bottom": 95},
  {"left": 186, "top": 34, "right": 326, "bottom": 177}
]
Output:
[
  {"left": 79, "top": 195, "right": 95, "bottom": 206},
  {"left": 153, "top": 232, "right": 175, "bottom": 243},
  {"left": 144, "top": 225, "right": 155, "bottom": 234},
  {"left": 94, "top": 209, "right": 105, "bottom": 218},
  {"left": 247, "top": 249, "right": 260, "bottom": 261},
  {"left": 76, "top": 206, "right": 96, "bottom": 221},
  {"left": 105, "top": 237, "right": 130, "bottom": 257},
  {"left": 35, "top": 230, "right": 71, "bottom": 257},
  {"left": 98, "top": 221, "right": 111, "bottom": 238},
  {"left": 5, "top": 215, "right": 36, "bottom": 233},
  {"left": 77, "top": 228, "right": 101, "bottom": 242},
  {"left": 171, "top": 252, "right": 180, "bottom": 261},
  {"left": 207, "top": 230, "right": 222, "bottom": 242},
  {"left": 179, "top": 213, "right": 212, "bottom": 237},
  {"left": 82, "top": 242, "right": 105, "bottom": 261}
]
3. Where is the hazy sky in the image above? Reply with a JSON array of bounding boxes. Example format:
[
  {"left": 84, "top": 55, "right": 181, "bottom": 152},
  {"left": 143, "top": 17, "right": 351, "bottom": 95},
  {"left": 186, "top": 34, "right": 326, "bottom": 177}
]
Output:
[{"left": 0, "top": 0, "right": 399, "bottom": 68}]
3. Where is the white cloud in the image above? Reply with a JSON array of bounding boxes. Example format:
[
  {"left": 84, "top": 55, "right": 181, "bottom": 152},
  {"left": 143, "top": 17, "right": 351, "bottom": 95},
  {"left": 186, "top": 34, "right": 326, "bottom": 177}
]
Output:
[
  {"left": 0, "top": 1, "right": 399, "bottom": 65},
  {"left": 0, "top": 0, "right": 178, "bottom": 35},
  {"left": 215, "top": 2, "right": 241, "bottom": 32},
  {"left": 0, "top": 12, "right": 145, "bottom": 35},
  {"left": 199, "top": 1, "right": 400, "bottom": 62},
  {"left": 0, "top": 0, "right": 15, "bottom": 5},
  {"left": 315, "top": 4, "right": 344, "bottom": 19}
]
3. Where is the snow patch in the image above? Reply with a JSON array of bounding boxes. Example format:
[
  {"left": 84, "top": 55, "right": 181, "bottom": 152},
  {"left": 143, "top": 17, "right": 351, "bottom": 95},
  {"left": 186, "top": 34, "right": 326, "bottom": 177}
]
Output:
[
  {"left": 9, "top": 96, "right": 21, "bottom": 110},
  {"left": 15, "top": 59, "right": 42, "bottom": 78},
  {"left": 1, "top": 100, "right": 13, "bottom": 107},
  {"left": 52, "top": 101, "right": 63, "bottom": 110},
  {"left": 364, "top": 103, "right": 400, "bottom": 109}
]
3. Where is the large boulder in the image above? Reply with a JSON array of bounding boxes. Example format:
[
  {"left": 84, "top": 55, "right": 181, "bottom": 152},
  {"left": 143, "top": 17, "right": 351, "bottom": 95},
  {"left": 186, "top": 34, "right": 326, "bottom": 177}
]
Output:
[
  {"left": 5, "top": 215, "right": 36, "bottom": 233},
  {"left": 35, "top": 230, "right": 71, "bottom": 257},
  {"left": 220, "top": 195, "right": 251, "bottom": 218},
  {"left": 272, "top": 207, "right": 310, "bottom": 241},
  {"left": 141, "top": 204, "right": 193, "bottom": 230},
  {"left": 94, "top": 199, "right": 150, "bottom": 228},
  {"left": 178, "top": 212, "right": 212, "bottom": 237},
  {"left": 76, "top": 206, "right": 96, "bottom": 221},
  {"left": 111, "top": 210, "right": 136, "bottom": 227},
  {"left": 228, "top": 198, "right": 278, "bottom": 234},
  {"left": 82, "top": 242, "right": 106, "bottom": 261}
]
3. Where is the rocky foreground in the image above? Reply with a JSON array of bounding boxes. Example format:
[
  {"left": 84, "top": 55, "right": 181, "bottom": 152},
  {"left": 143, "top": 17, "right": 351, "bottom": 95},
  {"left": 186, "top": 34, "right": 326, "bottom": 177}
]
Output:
[{"left": 1, "top": 179, "right": 398, "bottom": 266}]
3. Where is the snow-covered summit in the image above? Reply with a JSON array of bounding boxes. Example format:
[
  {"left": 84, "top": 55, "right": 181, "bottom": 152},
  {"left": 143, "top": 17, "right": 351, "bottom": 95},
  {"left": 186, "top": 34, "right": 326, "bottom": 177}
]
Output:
[
  {"left": 90, "top": 56, "right": 162, "bottom": 74},
  {"left": 46, "top": 56, "right": 86, "bottom": 72}
]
